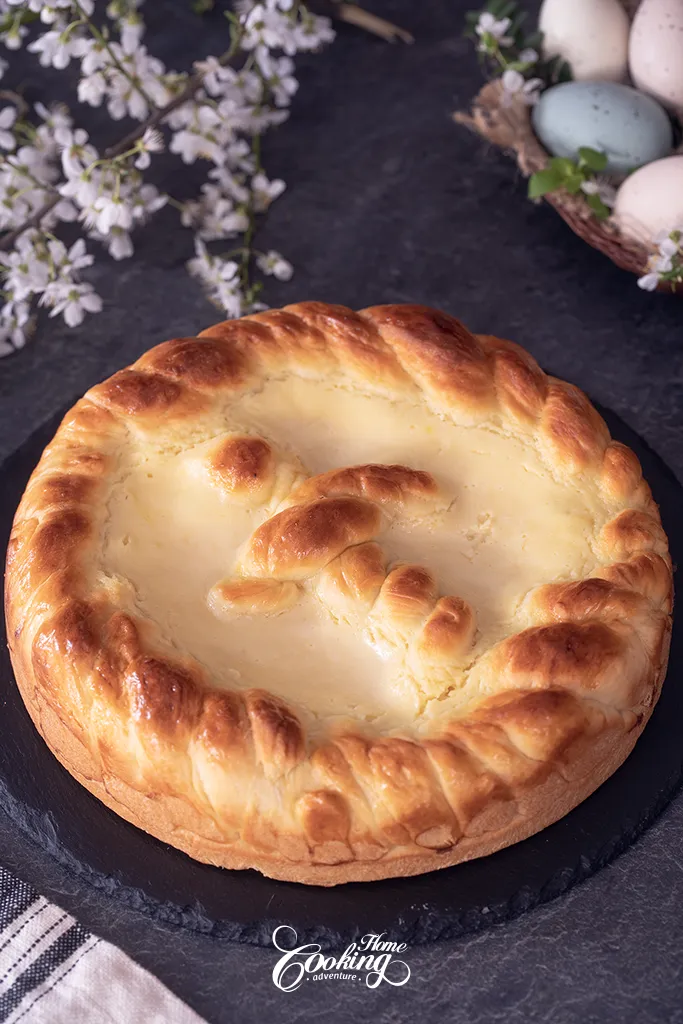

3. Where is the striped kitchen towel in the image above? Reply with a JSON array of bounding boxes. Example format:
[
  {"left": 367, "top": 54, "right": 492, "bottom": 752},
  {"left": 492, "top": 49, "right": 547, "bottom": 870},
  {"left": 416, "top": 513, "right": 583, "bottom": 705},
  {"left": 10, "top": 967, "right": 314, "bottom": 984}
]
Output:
[{"left": 0, "top": 866, "right": 205, "bottom": 1023}]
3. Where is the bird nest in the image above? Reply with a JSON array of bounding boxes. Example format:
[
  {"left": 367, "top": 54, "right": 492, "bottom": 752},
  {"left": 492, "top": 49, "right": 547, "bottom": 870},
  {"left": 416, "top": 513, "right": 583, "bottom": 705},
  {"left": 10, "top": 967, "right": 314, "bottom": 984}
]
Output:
[{"left": 454, "top": 0, "right": 682, "bottom": 292}]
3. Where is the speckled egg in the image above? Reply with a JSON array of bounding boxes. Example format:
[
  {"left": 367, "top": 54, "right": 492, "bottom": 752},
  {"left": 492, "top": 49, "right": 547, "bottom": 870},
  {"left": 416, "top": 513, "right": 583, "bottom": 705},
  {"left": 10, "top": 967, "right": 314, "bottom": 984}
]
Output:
[
  {"left": 629, "top": 0, "right": 683, "bottom": 117},
  {"left": 532, "top": 81, "right": 673, "bottom": 174},
  {"left": 614, "top": 155, "right": 683, "bottom": 245},
  {"left": 539, "top": 0, "right": 630, "bottom": 82}
]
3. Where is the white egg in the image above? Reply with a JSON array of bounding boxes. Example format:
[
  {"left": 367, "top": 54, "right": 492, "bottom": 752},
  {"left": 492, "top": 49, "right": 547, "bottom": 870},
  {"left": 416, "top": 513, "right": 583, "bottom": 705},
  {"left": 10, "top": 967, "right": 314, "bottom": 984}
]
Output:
[
  {"left": 613, "top": 155, "right": 683, "bottom": 245},
  {"left": 539, "top": 0, "right": 630, "bottom": 81},
  {"left": 629, "top": 0, "right": 683, "bottom": 116}
]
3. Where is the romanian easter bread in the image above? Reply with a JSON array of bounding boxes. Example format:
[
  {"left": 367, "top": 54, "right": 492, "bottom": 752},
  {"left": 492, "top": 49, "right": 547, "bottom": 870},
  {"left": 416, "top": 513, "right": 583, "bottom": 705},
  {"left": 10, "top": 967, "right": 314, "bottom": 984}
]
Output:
[{"left": 4, "top": 303, "right": 673, "bottom": 884}]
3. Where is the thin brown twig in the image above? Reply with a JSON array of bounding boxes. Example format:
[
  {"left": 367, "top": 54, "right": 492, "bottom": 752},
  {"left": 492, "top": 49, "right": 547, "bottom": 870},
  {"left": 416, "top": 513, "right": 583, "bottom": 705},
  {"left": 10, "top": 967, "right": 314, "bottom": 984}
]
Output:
[
  {"left": 335, "top": 3, "right": 413, "bottom": 43},
  {"left": 0, "top": 90, "right": 29, "bottom": 119}
]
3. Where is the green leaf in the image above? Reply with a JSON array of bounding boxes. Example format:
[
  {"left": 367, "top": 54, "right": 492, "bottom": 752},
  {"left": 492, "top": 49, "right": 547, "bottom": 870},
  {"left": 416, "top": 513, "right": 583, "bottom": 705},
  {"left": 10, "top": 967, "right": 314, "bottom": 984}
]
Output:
[
  {"left": 585, "top": 193, "right": 611, "bottom": 220},
  {"left": 564, "top": 171, "right": 586, "bottom": 194},
  {"left": 487, "top": 0, "right": 516, "bottom": 16},
  {"left": 578, "top": 147, "right": 608, "bottom": 171},
  {"left": 192, "top": 0, "right": 214, "bottom": 12},
  {"left": 557, "top": 59, "right": 573, "bottom": 82},
  {"left": 539, "top": 54, "right": 573, "bottom": 85},
  {"left": 528, "top": 167, "right": 564, "bottom": 198},
  {"left": 523, "top": 30, "right": 543, "bottom": 50},
  {"left": 509, "top": 10, "right": 528, "bottom": 35},
  {"left": 548, "top": 156, "right": 577, "bottom": 177}
]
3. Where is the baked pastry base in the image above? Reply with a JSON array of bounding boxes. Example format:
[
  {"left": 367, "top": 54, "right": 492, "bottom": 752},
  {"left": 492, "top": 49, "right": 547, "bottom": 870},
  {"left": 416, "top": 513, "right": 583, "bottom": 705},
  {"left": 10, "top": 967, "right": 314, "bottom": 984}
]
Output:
[
  {"left": 16, "top": 631, "right": 669, "bottom": 885},
  {"left": 5, "top": 303, "right": 674, "bottom": 885}
]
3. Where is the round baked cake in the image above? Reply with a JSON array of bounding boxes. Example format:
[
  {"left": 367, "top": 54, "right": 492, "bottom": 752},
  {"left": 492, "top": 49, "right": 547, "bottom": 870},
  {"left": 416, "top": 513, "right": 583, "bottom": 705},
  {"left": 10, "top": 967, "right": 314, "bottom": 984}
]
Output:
[{"left": 4, "top": 303, "right": 673, "bottom": 885}]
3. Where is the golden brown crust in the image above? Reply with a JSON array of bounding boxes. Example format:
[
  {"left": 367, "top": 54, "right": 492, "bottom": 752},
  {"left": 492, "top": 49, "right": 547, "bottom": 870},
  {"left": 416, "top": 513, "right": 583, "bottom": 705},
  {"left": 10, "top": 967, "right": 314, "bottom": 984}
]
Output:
[{"left": 4, "top": 302, "right": 673, "bottom": 885}]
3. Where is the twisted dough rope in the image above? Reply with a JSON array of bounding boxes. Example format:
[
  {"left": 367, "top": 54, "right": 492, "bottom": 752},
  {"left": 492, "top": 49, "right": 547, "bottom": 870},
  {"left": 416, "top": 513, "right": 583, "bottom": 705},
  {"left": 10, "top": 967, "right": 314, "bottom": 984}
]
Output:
[{"left": 206, "top": 448, "right": 478, "bottom": 685}]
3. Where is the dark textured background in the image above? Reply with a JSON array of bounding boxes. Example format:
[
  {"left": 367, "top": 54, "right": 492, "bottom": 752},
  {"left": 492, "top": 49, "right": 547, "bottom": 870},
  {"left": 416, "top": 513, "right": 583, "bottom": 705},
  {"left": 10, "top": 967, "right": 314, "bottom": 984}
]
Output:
[{"left": 1, "top": 1, "right": 683, "bottom": 1021}]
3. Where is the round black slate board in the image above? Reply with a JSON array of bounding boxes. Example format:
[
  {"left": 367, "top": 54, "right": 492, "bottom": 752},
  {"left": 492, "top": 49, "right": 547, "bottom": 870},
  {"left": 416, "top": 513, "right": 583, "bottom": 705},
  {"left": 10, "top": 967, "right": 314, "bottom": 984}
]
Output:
[{"left": 1, "top": 404, "right": 681, "bottom": 950}]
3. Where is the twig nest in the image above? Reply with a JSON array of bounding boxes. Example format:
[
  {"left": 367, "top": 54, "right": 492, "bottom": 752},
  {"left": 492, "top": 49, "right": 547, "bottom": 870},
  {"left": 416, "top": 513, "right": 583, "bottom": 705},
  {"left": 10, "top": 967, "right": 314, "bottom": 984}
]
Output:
[{"left": 456, "top": 0, "right": 683, "bottom": 290}]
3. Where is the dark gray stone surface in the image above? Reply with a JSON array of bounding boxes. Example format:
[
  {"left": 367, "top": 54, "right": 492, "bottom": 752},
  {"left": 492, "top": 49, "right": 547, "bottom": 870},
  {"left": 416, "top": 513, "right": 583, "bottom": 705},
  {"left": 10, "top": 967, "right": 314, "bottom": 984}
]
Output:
[{"left": 1, "top": 1, "right": 682, "bottom": 1021}]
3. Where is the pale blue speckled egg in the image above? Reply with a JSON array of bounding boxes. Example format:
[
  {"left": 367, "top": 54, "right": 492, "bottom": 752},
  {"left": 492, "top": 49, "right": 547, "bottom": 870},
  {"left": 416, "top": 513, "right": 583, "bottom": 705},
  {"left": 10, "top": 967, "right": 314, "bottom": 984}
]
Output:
[{"left": 532, "top": 81, "right": 673, "bottom": 174}]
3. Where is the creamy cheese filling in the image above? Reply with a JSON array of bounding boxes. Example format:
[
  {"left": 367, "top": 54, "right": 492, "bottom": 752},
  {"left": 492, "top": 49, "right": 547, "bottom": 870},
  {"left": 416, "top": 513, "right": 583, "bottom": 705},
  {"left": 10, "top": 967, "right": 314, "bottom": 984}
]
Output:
[{"left": 101, "top": 377, "right": 605, "bottom": 728}]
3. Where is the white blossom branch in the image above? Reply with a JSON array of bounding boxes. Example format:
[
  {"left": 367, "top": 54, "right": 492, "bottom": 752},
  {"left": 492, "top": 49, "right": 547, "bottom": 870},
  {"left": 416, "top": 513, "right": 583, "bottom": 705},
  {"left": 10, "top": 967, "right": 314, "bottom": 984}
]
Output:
[{"left": 0, "top": 0, "right": 411, "bottom": 355}]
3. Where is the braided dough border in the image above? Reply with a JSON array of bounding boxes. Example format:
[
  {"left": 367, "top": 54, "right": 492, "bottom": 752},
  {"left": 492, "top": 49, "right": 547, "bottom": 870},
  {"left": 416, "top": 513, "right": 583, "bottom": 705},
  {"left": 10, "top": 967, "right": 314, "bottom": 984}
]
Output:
[{"left": 4, "top": 303, "right": 673, "bottom": 885}]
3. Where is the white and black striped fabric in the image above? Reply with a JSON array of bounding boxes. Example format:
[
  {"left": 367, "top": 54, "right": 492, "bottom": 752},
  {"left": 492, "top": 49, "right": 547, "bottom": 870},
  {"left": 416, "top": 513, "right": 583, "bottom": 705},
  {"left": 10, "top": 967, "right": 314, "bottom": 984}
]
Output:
[{"left": 0, "top": 867, "right": 204, "bottom": 1023}]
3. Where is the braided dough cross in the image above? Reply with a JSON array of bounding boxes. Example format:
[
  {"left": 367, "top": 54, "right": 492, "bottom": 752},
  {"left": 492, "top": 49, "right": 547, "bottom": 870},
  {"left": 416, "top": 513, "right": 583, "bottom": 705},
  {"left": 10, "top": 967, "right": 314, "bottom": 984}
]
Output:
[{"left": 206, "top": 436, "right": 477, "bottom": 683}]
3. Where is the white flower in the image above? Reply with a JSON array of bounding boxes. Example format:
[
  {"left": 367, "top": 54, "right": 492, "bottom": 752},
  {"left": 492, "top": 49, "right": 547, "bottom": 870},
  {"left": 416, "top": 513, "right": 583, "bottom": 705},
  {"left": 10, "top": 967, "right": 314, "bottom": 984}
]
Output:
[
  {"left": 168, "top": 103, "right": 223, "bottom": 163},
  {"left": 243, "top": 7, "right": 295, "bottom": 52},
  {"left": 141, "top": 127, "right": 164, "bottom": 152},
  {"left": 134, "top": 127, "right": 164, "bottom": 169},
  {"left": 181, "top": 182, "right": 249, "bottom": 240},
  {"left": 59, "top": 172, "right": 99, "bottom": 215},
  {"left": 637, "top": 272, "right": 660, "bottom": 292},
  {"left": 34, "top": 101, "right": 73, "bottom": 147},
  {"left": 251, "top": 171, "right": 285, "bottom": 211},
  {"left": 195, "top": 56, "right": 236, "bottom": 96},
  {"left": 290, "top": 14, "right": 335, "bottom": 51},
  {"left": 0, "top": 107, "right": 16, "bottom": 151},
  {"left": 120, "top": 17, "right": 144, "bottom": 52},
  {"left": 59, "top": 130, "right": 100, "bottom": 208},
  {"left": 654, "top": 254, "right": 673, "bottom": 273},
  {"left": 170, "top": 127, "right": 221, "bottom": 164},
  {"left": 78, "top": 72, "right": 108, "bottom": 107},
  {"left": 106, "top": 227, "right": 134, "bottom": 260},
  {"left": 130, "top": 182, "right": 167, "bottom": 221},
  {"left": 103, "top": 44, "right": 170, "bottom": 121},
  {"left": 501, "top": 70, "right": 543, "bottom": 107},
  {"left": 28, "top": 28, "right": 88, "bottom": 70},
  {"left": 580, "top": 178, "right": 617, "bottom": 208},
  {"left": 0, "top": 57, "right": 7, "bottom": 81},
  {"left": 0, "top": 235, "right": 50, "bottom": 301},
  {"left": 209, "top": 162, "right": 251, "bottom": 202},
  {"left": 54, "top": 197, "right": 78, "bottom": 222},
  {"left": 518, "top": 47, "right": 539, "bottom": 65},
  {"left": 2, "top": 22, "right": 28, "bottom": 50},
  {"left": 187, "top": 238, "right": 244, "bottom": 316},
  {"left": 45, "top": 281, "right": 102, "bottom": 327},
  {"left": 257, "top": 52, "right": 298, "bottom": 107},
  {"left": 9, "top": 0, "right": 94, "bottom": 15},
  {"left": 655, "top": 234, "right": 681, "bottom": 259},
  {"left": 637, "top": 228, "right": 683, "bottom": 290},
  {"left": 0, "top": 300, "right": 31, "bottom": 357},
  {"left": 476, "top": 12, "right": 512, "bottom": 47},
  {"left": 91, "top": 194, "right": 134, "bottom": 234},
  {"left": 186, "top": 237, "right": 213, "bottom": 280},
  {"left": 79, "top": 39, "right": 108, "bottom": 77},
  {"left": 256, "top": 249, "right": 293, "bottom": 281},
  {"left": 64, "top": 237, "right": 95, "bottom": 272},
  {"left": 170, "top": 130, "right": 215, "bottom": 164}
]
